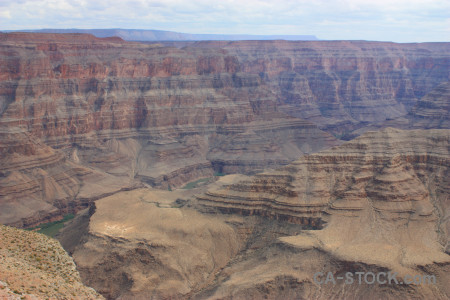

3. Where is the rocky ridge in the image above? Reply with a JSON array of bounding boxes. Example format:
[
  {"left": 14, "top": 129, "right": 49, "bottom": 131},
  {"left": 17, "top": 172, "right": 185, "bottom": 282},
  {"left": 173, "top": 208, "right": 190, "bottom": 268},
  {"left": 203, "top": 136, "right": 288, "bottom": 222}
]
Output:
[
  {"left": 194, "top": 128, "right": 450, "bottom": 299},
  {"left": 198, "top": 128, "right": 450, "bottom": 252},
  {"left": 58, "top": 188, "right": 245, "bottom": 299},
  {"left": 0, "top": 224, "right": 103, "bottom": 299}
]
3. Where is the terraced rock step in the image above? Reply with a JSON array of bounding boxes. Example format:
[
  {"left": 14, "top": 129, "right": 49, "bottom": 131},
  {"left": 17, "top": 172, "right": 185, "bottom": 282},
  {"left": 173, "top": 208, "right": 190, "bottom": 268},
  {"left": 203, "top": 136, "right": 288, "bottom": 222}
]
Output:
[{"left": 198, "top": 128, "right": 450, "bottom": 248}]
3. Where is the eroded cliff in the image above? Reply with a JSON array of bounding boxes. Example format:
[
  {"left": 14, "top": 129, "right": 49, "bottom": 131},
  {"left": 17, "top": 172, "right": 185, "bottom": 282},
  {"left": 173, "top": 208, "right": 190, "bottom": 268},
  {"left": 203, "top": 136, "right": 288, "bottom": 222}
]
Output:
[
  {"left": 186, "top": 40, "right": 450, "bottom": 135},
  {"left": 0, "top": 33, "right": 341, "bottom": 226},
  {"left": 0, "top": 33, "right": 448, "bottom": 228}
]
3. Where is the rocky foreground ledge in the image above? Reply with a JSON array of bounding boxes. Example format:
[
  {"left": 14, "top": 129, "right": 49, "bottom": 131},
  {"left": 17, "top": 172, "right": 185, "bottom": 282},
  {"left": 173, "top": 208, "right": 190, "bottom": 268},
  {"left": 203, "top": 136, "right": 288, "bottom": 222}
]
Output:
[{"left": 0, "top": 224, "right": 103, "bottom": 299}]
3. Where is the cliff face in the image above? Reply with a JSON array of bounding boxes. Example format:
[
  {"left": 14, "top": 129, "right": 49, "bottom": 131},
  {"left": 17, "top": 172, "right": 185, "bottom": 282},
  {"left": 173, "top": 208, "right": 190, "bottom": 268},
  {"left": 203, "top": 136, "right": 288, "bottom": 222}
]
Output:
[
  {"left": 348, "top": 81, "right": 450, "bottom": 137},
  {"left": 1, "top": 33, "right": 449, "bottom": 227},
  {"left": 0, "top": 33, "right": 340, "bottom": 226},
  {"left": 409, "top": 81, "right": 450, "bottom": 128},
  {"left": 199, "top": 128, "right": 449, "bottom": 227},
  {"left": 0, "top": 126, "right": 139, "bottom": 228},
  {"left": 2, "top": 34, "right": 448, "bottom": 145},
  {"left": 187, "top": 40, "right": 450, "bottom": 134}
]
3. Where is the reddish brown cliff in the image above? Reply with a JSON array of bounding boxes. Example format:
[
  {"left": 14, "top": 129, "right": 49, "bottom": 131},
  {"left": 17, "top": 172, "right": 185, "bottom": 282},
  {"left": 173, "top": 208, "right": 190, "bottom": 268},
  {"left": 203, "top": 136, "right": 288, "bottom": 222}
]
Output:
[
  {"left": 0, "top": 33, "right": 449, "bottom": 227},
  {"left": 187, "top": 40, "right": 450, "bottom": 135},
  {"left": 0, "top": 33, "right": 339, "bottom": 226}
]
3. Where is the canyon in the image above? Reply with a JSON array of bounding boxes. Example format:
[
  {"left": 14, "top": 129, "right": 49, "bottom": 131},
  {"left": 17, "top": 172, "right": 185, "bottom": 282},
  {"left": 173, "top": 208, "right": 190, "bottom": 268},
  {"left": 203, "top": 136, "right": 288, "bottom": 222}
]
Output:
[
  {"left": 1, "top": 33, "right": 448, "bottom": 227},
  {"left": 60, "top": 128, "right": 450, "bottom": 299},
  {"left": 0, "top": 32, "right": 449, "bottom": 299}
]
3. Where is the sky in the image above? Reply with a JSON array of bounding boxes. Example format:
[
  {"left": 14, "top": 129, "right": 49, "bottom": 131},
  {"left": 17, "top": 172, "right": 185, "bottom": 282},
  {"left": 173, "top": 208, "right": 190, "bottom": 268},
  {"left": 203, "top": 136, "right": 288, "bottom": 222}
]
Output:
[{"left": 0, "top": 0, "right": 449, "bottom": 42}]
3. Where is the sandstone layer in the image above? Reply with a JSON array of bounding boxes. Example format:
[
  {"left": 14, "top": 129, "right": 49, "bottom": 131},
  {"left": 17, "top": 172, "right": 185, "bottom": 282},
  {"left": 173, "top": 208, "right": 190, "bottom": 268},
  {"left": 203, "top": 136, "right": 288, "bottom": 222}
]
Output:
[
  {"left": 0, "top": 224, "right": 103, "bottom": 299},
  {"left": 196, "top": 128, "right": 450, "bottom": 299},
  {"left": 349, "top": 81, "right": 450, "bottom": 138},
  {"left": 0, "top": 126, "right": 139, "bottom": 228},
  {"left": 199, "top": 128, "right": 450, "bottom": 253},
  {"left": 409, "top": 81, "right": 450, "bottom": 127}
]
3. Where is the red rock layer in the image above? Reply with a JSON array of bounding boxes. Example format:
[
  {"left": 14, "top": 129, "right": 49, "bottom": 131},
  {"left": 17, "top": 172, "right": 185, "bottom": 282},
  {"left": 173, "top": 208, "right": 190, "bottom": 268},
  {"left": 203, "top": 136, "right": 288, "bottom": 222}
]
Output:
[
  {"left": 186, "top": 40, "right": 450, "bottom": 133},
  {"left": 0, "top": 33, "right": 448, "bottom": 226}
]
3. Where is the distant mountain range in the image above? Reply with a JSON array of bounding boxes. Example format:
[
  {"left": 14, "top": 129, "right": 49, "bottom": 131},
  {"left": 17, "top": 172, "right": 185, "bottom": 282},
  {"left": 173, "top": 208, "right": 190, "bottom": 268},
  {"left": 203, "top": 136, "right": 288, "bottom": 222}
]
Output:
[{"left": 2, "top": 28, "right": 318, "bottom": 41}]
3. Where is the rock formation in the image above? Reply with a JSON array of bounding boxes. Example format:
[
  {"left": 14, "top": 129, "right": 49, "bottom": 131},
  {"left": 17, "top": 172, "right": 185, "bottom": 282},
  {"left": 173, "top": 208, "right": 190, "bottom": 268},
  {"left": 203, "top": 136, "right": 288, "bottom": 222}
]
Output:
[
  {"left": 0, "top": 126, "right": 138, "bottom": 228},
  {"left": 1, "top": 33, "right": 449, "bottom": 298},
  {"left": 197, "top": 128, "right": 450, "bottom": 299},
  {"left": 0, "top": 224, "right": 103, "bottom": 299},
  {"left": 348, "top": 81, "right": 450, "bottom": 138},
  {"left": 0, "top": 33, "right": 343, "bottom": 226},
  {"left": 60, "top": 128, "right": 450, "bottom": 299},
  {"left": 409, "top": 81, "right": 450, "bottom": 128},
  {"left": 185, "top": 40, "right": 449, "bottom": 132}
]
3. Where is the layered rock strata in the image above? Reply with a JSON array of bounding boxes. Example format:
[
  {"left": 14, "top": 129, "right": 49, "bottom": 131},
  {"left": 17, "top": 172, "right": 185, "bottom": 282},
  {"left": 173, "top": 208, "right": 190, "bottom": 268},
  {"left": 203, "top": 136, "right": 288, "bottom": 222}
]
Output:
[
  {"left": 347, "top": 81, "right": 450, "bottom": 138},
  {"left": 198, "top": 128, "right": 449, "bottom": 245},
  {"left": 196, "top": 128, "right": 448, "bottom": 299},
  {"left": 62, "top": 128, "right": 450, "bottom": 299},
  {"left": 1, "top": 33, "right": 449, "bottom": 227},
  {"left": 0, "top": 33, "right": 340, "bottom": 226},
  {"left": 409, "top": 81, "right": 450, "bottom": 128},
  {"left": 185, "top": 40, "right": 450, "bottom": 135},
  {"left": 0, "top": 126, "right": 138, "bottom": 227},
  {"left": 198, "top": 128, "right": 450, "bottom": 276}
]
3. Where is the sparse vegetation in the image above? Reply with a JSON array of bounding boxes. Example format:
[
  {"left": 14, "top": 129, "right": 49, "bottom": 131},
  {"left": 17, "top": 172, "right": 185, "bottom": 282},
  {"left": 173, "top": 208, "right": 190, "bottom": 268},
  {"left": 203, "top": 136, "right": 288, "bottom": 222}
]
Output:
[
  {"left": 0, "top": 225, "right": 104, "bottom": 299},
  {"left": 182, "top": 178, "right": 210, "bottom": 189},
  {"left": 26, "top": 214, "right": 75, "bottom": 237}
]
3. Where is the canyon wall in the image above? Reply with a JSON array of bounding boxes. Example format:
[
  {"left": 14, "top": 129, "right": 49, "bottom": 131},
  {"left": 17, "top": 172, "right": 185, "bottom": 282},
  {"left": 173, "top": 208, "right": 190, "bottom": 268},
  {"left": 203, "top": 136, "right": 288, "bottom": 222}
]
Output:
[
  {"left": 187, "top": 40, "right": 449, "bottom": 135},
  {"left": 0, "top": 33, "right": 449, "bottom": 227}
]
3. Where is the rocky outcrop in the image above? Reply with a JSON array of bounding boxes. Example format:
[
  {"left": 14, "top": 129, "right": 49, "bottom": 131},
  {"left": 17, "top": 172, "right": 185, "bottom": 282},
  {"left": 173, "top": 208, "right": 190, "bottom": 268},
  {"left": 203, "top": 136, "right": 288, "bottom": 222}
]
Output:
[
  {"left": 195, "top": 128, "right": 450, "bottom": 298},
  {"left": 0, "top": 224, "right": 103, "bottom": 299}
]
